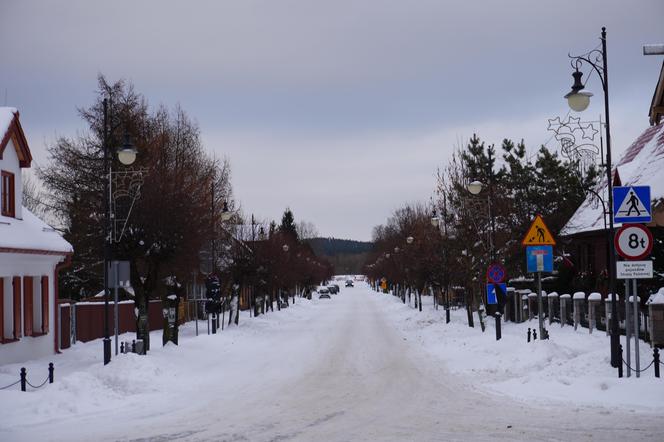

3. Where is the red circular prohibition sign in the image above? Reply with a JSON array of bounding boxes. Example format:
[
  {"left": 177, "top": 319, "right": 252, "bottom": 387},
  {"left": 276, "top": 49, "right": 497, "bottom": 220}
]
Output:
[{"left": 614, "top": 223, "right": 653, "bottom": 260}]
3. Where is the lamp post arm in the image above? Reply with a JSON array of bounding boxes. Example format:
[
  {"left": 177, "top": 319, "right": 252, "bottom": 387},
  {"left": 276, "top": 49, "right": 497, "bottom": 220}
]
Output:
[
  {"left": 583, "top": 186, "right": 608, "bottom": 230},
  {"left": 569, "top": 51, "right": 607, "bottom": 91}
]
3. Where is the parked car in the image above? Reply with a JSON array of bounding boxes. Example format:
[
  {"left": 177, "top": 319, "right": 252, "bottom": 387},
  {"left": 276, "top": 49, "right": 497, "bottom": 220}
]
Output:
[
  {"left": 327, "top": 285, "right": 339, "bottom": 294},
  {"left": 345, "top": 280, "right": 354, "bottom": 287},
  {"left": 318, "top": 287, "right": 331, "bottom": 299}
]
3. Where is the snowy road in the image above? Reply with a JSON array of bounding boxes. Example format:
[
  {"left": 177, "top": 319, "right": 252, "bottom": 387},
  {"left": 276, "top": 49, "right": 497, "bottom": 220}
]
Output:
[{"left": 2, "top": 284, "right": 662, "bottom": 441}]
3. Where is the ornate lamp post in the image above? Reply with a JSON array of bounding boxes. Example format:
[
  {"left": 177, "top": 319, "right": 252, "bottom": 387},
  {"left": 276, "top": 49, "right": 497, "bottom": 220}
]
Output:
[
  {"left": 102, "top": 98, "right": 137, "bottom": 365},
  {"left": 432, "top": 210, "right": 452, "bottom": 322},
  {"left": 564, "top": 27, "right": 619, "bottom": 367}
]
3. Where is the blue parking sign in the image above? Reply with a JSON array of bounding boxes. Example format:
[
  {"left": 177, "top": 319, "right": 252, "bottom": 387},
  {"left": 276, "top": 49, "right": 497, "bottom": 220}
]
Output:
[
  {"left": 613, "top": 186, "right": 651, "bottom": 223},
  {"left": 486, "top": 283, "right": 506, "bottom": 305}
]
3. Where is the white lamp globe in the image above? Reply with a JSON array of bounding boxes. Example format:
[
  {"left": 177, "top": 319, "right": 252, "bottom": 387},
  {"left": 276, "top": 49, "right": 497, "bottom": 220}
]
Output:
[
  {"left": 117, "top": 147, "right": 137, "bottom": 165},
  {"left": 467, "top": 180, "right": 483, "bottom": 195},
  {"left": 566, "top": 91, "right": 592, "bottom": 112}
]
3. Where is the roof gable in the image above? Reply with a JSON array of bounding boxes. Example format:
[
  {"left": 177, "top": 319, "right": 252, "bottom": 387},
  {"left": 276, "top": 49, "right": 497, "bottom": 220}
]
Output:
[
  {"left": 650, "top": 61, "right": 664, "bottom": 126},
  {"left": 0, "top": 108, "right": 32, "bottom": 168}
]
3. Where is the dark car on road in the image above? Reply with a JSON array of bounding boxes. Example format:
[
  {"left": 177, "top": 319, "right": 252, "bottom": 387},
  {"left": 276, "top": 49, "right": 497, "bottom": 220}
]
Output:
[
  {"left": 345, "top": 280, "right": 354, "bottom": 287},
  {"left": 318, "top": 287, "right": 331, "bottom": 299},
  {"left": 328, "top": 285, "right": 339, "bottom": 294}
]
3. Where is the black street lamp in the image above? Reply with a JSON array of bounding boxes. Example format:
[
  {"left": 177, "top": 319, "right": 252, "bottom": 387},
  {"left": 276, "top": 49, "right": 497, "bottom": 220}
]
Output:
[
  {"left": 564, "top": 27, "right": 619, "bottom": 367},
  {"left": 432, "top": 209, "right": 452, "bottom": 322},
  {"left": 102, "top": 98, "right": 137, "bottom": 365}
]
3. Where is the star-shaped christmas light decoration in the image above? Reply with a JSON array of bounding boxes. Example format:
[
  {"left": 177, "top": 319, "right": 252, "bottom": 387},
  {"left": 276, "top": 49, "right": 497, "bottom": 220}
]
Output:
[
  {"left": 567, "top": 116, "right": 583, "bottom": 132},
  {"left": 547, "top": 117, "right": 563, "bottom": 131},
  {"left": 580, "top": 123, "right": 599, "bottom": 141}
]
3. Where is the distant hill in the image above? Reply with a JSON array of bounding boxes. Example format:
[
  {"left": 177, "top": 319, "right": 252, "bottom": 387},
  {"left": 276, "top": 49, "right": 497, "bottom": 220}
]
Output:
[{"left": 306, "top": 238, "right": 373, "bottom": 275}]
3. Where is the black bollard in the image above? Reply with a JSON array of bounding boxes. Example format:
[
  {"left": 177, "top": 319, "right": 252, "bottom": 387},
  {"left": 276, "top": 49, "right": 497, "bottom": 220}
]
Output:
[
  {"left": 618, "top": 345, "right": 623, "bottom": 378},
  {"left": 20, "top": 367, "right": 27, "bottom": 392},
  {"left": 527, "top": 328, "right": 531, "bottom": 343},
  {"left": 495, "top": 313, "right": 502, "bottom": 341},
  {"left": 446, "top": 308, "right": 450, "bottom": 324},
  {"left": 48, "top": 362, "right": 54, "bottom": 384},
  {"left": 533, "top": 329, "right": 537, "bottom": 340},
  {"left": 211, "top": 313, "right": 217, "bottom": 334},
  {"left": 654, "top": 348, "right": 660, "bottom": 378},
  {"left": 132, "top": 339, "right": 136, "bottom": 353}
]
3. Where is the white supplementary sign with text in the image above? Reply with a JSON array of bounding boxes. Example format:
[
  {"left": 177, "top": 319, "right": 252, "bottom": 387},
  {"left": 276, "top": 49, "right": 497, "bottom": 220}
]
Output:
[{"left": 616, "top": 261, "right": 653, "bottom": 279}]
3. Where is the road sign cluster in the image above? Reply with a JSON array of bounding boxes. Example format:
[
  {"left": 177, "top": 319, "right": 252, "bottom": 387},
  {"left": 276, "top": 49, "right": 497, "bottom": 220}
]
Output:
[
  {"left": 612, "top": 186, "right": 653, "bottom": 279},
  {"left": 486, "top": 263, "right": 507, "bottom": 305}
]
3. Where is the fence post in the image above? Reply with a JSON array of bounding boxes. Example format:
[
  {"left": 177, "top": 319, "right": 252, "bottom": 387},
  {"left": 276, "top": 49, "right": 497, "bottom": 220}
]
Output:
[
  {"left": 618, "top": 345, "right": 623, "bottom": 378},
  {"left": 20, "top": 367, "right": 27, "bottom": 392},
  {"left": 654, "top": 348, "right": 660, "bottom": 378},
  {"left": 48, "top": 362, "right": 54, "bottom": 383}
]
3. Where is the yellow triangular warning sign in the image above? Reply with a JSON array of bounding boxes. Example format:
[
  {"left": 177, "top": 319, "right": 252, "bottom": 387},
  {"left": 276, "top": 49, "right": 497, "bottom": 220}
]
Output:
[{"left": 522, "top": 215, "right": 556, "bottom": 246}]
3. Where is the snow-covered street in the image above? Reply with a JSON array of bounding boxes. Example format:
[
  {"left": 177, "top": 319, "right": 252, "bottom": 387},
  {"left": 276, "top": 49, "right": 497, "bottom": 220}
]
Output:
[{"left": 1, "top": 283, "right": 662, "bottom": 441}]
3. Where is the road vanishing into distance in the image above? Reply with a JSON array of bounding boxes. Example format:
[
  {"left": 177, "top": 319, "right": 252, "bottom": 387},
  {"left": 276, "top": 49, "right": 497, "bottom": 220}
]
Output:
[{"left": 4, "top": 284, "right": 662, "bottom": 442}]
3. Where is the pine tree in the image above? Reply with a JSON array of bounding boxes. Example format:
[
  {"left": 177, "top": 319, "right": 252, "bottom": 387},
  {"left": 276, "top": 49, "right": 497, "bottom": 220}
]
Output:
[{"left": 279, "top": 208, "right": 298, "bottom": 241}]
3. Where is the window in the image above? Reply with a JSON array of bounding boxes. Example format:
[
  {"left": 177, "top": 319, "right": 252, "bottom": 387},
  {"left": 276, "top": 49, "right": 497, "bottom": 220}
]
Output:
[
  {"left": 1, "top": 170, "right": 15, "bottom": 217},
  {"left": 41, "top": 276, "right": 49, "bottom": 334},
  {"left": 23, "top": 276, "right": 33, "bottom": 337},
  {"left": 12, "top": 276, "right": 21, "bottom": 339}
]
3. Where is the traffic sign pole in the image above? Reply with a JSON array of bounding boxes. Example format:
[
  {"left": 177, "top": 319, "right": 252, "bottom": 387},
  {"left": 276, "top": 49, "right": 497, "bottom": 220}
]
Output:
[
  {"left": 537, "top": 271, "right": 544, "bottom": 340},
  {"left": 625, "top": 280, "right": 631, "bottom": 377},
  {"left": 633, "top": 279, "right": 640, "bottom": 378}
]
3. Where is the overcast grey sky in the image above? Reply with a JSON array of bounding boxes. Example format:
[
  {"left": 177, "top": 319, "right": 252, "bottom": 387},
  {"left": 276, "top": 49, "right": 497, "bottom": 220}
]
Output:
[{"left": 1, "top": 0, "right": 662, "bottom": 240}]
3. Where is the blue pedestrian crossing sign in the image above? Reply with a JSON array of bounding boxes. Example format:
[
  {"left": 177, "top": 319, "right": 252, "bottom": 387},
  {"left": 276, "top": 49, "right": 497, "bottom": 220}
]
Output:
[
  {"left": 613, "top": 186, "right": 651, "bottom": 223},
  {"left": 486, "top": 283, "right": 506, "bottom": 305}
]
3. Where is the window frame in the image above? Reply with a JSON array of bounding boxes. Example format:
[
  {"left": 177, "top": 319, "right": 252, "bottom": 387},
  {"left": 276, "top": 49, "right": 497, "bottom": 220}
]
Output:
[{"left": 1, "top": 170, "right": 16, "bottom": 218}]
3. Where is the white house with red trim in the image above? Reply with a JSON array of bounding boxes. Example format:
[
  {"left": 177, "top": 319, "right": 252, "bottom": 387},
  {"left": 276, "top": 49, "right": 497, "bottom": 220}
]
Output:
[{"left": 1, "top": 107, "right": 72, "bottom": 365}]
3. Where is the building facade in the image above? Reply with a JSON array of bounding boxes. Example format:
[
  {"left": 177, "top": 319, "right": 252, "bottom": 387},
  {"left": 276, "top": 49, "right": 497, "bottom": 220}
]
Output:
[{"left": 0, "top": 108, "right": 73, "bottom": 365}]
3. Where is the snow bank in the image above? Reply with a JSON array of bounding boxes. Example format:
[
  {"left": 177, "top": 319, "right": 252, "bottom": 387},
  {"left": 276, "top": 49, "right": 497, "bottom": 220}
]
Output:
[
  {"left": 0, "top": 295, "right": 334, "bottom": 439},
  {"left": 371, "top": 291, "right": 663, "bottom": 411}
]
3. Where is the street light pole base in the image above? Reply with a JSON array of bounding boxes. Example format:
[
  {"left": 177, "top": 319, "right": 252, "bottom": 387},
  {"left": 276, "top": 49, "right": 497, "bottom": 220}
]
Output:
[{"left": 103, "top": 338, "right": 112, "bottom": 365}]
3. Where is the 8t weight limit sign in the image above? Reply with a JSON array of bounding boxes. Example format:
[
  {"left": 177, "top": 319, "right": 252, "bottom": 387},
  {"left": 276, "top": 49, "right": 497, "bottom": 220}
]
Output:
[{"left": 614, "top": 224, "right": 653, "bottom": 260}]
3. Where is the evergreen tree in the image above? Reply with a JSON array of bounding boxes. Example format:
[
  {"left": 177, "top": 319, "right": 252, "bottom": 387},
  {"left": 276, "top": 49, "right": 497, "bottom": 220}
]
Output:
[{"left": 279, "top": 208, "right": 298, "bottom": 241}]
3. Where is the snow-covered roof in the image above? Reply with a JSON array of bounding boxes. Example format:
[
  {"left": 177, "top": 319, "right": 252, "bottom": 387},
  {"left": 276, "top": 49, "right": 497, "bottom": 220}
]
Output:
[
  {"left": 588, "top": 292, "right": 601, "bottom": 301},
  {"left": 0, "top": 207, "right": 72, "bottom": 254},
  {"left": 0, "top": 107, "right": 17, "bottom": 134},
  {"left": 560, "top": 122, "right": 664, "bottom": 236},
  {"left": 0, "top": 107, "right": 32, "bottom": 168}
]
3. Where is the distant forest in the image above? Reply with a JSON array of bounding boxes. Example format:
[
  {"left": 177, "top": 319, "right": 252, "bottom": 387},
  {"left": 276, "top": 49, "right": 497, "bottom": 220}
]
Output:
[{"left": 306, "top": 238, "right": 373, "bottom": 275}]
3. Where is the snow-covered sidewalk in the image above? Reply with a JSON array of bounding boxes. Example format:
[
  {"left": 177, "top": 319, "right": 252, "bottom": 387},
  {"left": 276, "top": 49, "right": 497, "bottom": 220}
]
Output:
[{"left": 373, "top": 290, "right": 664, "bottom": 410}]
